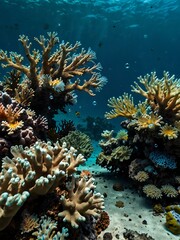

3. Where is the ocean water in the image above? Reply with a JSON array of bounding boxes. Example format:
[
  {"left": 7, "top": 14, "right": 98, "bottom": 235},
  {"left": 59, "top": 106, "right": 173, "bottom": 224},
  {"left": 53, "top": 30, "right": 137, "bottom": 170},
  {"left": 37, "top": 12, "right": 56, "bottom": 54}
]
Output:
[{"left": 0, "top": 1, "right": 180, "bottom": 239}]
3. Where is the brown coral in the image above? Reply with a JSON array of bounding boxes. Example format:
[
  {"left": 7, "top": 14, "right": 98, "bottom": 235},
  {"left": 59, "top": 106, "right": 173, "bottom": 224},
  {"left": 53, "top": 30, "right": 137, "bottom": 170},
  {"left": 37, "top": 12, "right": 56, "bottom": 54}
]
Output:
[{"left": 95, "top": 211, "right": 110, "bottom": 235}]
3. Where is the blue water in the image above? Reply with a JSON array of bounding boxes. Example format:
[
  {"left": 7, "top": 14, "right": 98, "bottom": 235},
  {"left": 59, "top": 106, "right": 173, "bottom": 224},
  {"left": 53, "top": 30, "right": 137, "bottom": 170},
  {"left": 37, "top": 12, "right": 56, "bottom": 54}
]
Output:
[{"left": 0, "top": 0, "right": 180, "bottom": 127}]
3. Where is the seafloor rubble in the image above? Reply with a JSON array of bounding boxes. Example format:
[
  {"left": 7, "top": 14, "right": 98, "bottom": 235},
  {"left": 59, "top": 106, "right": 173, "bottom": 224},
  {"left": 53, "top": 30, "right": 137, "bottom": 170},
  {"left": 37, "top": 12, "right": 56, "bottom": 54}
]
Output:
[{"left": 0, "top": 33, "right": 108, "bottom": 239}]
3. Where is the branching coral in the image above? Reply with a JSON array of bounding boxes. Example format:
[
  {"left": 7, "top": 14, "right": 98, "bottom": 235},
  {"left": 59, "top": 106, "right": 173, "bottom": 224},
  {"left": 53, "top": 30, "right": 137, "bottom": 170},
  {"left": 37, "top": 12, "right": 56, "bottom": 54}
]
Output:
[
  {"left": 131, "top": 71, "right": 180, "bottom": 121},
  {"left": 102, "top": 71, "right": 180, "bottom": 205},
  {"left": 0, "top": 32, "right": 107, "bottom": 128},
  {"left": 59, "top": 176, "right": 105, "bottom": 228},
  {"left": 97, "top": 145, "right": 132, "bottom": 172},
  {"left": 32, "top": 215, "right": 69, "bottom": 240},
  {"left": 0, "top": 140, "right": 86, "bottom": 230},
  {"left": 105, "top": 93, "right": 137, "bottom": 119}
]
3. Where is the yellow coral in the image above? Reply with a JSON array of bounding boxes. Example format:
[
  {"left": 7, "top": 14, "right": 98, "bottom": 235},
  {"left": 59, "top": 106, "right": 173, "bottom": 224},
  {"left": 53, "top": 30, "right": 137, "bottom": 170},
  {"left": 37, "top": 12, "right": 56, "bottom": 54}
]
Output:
[
  {"left": 0, "top": 104, "right": 24, "bottom": 134},
  {"left": 105, "top": 93, "right": 137, "bottom": 119},
  {"left": 159, "top": 123, "right": 178, "bottom": 140},
  {"left": 129, "top": 112, "right": 162, "bottom": 131},
  {"left": 131, "top": 71, "right": 180, "bottom": 121},
  {"left": 1, "top": 120, "right": 24, "bottom": 134},
  {"left": 116, "top": 129, "right": 128, "bottom": 141}
]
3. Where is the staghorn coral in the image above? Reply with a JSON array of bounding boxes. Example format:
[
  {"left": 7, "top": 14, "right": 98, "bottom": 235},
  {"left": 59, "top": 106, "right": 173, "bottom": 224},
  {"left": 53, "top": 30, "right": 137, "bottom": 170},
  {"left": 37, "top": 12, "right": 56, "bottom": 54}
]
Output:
[
  {"left": 58, "top": 176, "right": 105, "bottom": 228},
  {"left": 131, "top": 71, "right": 180, "bottom": 122},
  {"left": 143, "top": 184, "right": 162, "bottom": 199},
  {"left": 105, "top": 93, "right": 137, "bottom": 119},
  {"left": 0, "top": 32, "right": 107, "bottom": 128},
  {"left": 0, "top": 140, "right": 86, "bottom": 230},
  {"left": 59, "top": 130, "right": 93, "bottom": 159}
]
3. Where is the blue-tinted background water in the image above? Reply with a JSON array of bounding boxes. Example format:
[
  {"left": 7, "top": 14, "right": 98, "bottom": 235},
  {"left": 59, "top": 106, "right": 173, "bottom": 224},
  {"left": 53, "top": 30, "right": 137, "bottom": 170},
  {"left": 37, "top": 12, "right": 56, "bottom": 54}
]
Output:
[{"left": 0, "top": 0, "right": 180, "bottom": 130}]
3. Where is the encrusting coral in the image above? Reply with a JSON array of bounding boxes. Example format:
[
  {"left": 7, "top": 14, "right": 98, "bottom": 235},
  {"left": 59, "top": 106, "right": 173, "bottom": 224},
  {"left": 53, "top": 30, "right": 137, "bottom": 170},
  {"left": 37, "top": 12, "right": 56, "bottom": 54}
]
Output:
[{"left": 0, "top": 32, "right": 107, "bottom": 128}]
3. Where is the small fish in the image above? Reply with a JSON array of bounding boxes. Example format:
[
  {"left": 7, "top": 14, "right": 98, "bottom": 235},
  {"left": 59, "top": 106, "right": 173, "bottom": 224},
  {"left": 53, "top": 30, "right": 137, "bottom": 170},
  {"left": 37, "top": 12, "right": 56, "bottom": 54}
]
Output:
[{"left": 75, "top": 111, "right": 81, "bottom": 117}]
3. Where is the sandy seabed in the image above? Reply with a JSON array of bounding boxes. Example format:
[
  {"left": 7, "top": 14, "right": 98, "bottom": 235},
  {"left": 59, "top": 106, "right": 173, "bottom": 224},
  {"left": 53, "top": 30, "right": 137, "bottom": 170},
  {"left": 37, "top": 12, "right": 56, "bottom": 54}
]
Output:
[{"left": 79, "top": 141, "right": 178, "bottom": 240}]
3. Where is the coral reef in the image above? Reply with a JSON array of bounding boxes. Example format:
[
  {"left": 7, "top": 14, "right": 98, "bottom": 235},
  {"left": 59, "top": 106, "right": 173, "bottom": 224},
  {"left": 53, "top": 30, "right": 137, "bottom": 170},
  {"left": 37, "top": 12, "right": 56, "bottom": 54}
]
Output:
[
  {"left": 0, "top": 32, "right": 107, "bottom": 128},
  {"left": 98, "top": 72, "right": 180, "bottom": 204},
  {"left": 0, "top": 32, "right": 107, "bottom": 239}
]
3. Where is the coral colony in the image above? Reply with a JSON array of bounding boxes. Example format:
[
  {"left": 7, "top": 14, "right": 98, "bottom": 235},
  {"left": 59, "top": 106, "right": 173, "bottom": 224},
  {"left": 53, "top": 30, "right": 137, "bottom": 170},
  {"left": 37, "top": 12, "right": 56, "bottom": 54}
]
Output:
[
  {"left": 97, "top": 71, "right": 180, "bottom": 234},
  {"left": 0, "top": 33, "right": 106, "bottom": 239},
  {"left": 0, "top": 32, "right": 180, "bottom": 238}
]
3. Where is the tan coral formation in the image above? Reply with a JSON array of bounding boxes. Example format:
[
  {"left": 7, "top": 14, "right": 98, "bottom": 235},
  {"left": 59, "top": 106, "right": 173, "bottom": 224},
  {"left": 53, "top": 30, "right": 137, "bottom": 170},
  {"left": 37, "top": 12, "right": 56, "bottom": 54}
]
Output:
[
  {"left": 0, "top": 140, "right": 86, "bottom": 230},
  {"left": 59, "top": 176, "right": 105, "bottom": 228},
  {"left": 0, "top": 32, "right": 107, "bottom": 96},
  {"left": 131, "top": 71, "right": 180, "bottom": 121}
]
